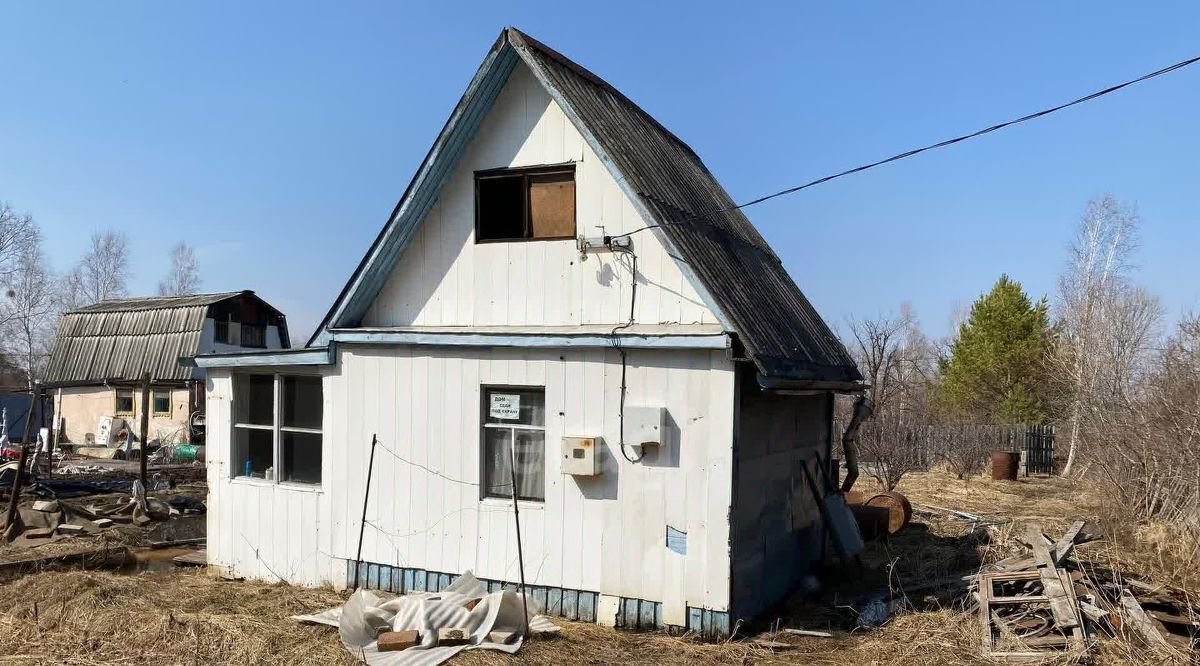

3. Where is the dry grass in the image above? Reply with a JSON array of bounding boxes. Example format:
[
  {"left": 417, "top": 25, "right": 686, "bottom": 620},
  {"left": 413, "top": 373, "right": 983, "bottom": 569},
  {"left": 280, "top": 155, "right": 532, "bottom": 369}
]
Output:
[
  {"left": 0, "top": 470, "right": 1190, "bottom": 665},
  {"left": 0, "top": 569, "right": 355, "bottom": 665}
]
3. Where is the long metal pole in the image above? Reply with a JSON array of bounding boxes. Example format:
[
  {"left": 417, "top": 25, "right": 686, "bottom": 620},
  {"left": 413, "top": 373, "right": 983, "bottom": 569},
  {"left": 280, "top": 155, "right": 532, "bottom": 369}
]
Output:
[
  {"left": 4, "top": 384, "right": 41, "bottom": 540},
  {"left": 138, "top": 373, "right": 150, "bottom": 486},
  {"left": 509, "top": 439, "right": 531, "bottom": 639},
  {"left": 354, "top": 434, "right": 377, "bottom": 589}
]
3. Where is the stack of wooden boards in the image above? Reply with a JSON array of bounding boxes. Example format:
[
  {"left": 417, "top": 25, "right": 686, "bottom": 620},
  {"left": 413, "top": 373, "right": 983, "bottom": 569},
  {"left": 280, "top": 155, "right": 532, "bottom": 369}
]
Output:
[{"left": 968, "top": 520, "right": 1196, "bottom": 660}]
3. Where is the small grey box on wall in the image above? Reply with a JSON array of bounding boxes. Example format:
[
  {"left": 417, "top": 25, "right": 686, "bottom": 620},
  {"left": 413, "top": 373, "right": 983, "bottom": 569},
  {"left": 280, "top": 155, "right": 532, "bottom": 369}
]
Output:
[{"left": 561, "top": 436, "right": 599, "bottom": 475}]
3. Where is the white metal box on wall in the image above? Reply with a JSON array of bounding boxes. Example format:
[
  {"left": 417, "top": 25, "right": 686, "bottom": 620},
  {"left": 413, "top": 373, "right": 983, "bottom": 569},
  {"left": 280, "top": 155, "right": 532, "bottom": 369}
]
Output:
[
  {"left": 561, "top": 436, "right": 599, "bottom": 475},
  {"left": 624, "top": 406, "right": 667, "bottom": 447}
]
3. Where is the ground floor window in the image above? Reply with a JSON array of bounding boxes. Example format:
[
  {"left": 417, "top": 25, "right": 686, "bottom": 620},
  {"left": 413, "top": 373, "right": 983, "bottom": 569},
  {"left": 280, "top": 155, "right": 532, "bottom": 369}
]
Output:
[
  {"left": 152, "top": 389, "right": 172, "bottom": 416},
  {"left": 482, "top": 386, "right": 545, "bottom": 501},
  {"left": 233, "top": 373, "right": 323, "bottom": 484},
  {"left": 114, "top": 388, "right": 134, "bottom": 415}
]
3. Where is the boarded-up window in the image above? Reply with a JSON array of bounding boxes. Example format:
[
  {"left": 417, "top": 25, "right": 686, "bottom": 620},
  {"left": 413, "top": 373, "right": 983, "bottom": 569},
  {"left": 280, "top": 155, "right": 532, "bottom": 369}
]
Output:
[{"left": 476, "top": 166, "right": 575, "bottom": 242}]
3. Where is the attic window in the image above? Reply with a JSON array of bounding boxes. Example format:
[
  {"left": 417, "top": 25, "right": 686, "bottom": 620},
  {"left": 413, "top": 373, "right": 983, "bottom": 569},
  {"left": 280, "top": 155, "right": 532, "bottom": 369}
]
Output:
[{"left": 475, "top": 166, "right": 575, "bottom": 242}]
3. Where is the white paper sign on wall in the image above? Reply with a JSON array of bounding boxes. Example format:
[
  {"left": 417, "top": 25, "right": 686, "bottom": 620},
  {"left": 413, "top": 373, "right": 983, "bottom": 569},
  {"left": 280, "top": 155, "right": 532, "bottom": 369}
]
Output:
[{"left": 489, "top": 393, "right": 521, "bottom": 420}]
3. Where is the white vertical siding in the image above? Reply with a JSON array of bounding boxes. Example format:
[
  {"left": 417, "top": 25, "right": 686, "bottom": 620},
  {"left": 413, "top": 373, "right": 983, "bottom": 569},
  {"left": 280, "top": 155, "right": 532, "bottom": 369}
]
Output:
[
  {"left": 205, "top": 369, "right": 336, "bottom": 586},
  {"left": 362, "top": 62, "right": 718, "bottom": 330},
  {"left": 205, "top": 346, "right": 736, "bottom": 612}
]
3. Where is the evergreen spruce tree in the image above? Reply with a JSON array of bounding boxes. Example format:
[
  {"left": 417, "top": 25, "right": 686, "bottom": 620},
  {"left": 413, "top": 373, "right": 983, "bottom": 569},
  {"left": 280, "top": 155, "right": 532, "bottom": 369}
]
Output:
[{"left": 938, "top": 275, "right": 1051, "bottom": 423}]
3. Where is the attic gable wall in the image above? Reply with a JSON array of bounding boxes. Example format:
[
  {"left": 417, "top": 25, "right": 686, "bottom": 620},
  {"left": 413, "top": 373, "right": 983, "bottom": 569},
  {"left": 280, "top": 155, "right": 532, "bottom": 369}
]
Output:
[{"left": 362, "top": 63, "right": 718, "bottom": 329}]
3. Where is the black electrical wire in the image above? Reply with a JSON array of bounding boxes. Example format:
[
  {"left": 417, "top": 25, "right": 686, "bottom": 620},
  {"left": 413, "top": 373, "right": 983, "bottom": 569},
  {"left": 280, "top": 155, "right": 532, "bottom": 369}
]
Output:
[
  {"left": 607, "top": 51, "right": 1200, "bottom": 243},
  {"left": 608, "top": 245, "right": 643, "bottom": 463}
]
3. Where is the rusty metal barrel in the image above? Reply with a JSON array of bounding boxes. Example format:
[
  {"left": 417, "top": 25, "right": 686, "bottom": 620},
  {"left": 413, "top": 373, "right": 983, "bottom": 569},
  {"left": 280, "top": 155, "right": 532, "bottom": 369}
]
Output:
[
  {"left": 990, "top": 451, "right": 1020, "bottom": 481},
  {"left": 863, "top": 492, "right": 912, "bottom": 534}
]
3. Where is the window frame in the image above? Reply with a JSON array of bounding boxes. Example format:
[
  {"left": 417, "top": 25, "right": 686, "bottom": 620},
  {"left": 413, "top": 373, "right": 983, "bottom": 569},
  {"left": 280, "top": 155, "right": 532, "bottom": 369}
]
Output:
[
  {"left": 114, "top": 388, "right": 134, "bottom": 416},
  {"left": 152, "top": 389, "right": 172, "bottom": 417},
  {"left": 241, "top": 323, "right": 267, "bottom": 349},
  {"left": 231, "top": 371, "right": 323, "bottom": 487},
  {"left": 474, "top": 163, "right": 576, "bottom": 244},
  {"left": 479, "top": 385, "right": 547, "bottom": 503},
  {"left": 215, "top": 318, "right": 231, "bottom": 344}
]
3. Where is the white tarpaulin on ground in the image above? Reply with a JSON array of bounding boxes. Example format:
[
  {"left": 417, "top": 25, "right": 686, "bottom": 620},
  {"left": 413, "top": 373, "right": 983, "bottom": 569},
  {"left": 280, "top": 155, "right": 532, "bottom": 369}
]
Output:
[{"left": 294, "top": 571, "right": 559, "bottom": 666}]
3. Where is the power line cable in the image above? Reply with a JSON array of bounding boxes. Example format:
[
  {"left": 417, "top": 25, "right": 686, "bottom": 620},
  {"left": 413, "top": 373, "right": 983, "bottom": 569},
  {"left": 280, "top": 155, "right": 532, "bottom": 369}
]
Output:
[
  {"left": 610, "top": 51, "right": 1200, "bottom": 242},
  {"left": 732, "top": 52, "right": 1200, "bottom": 211}
]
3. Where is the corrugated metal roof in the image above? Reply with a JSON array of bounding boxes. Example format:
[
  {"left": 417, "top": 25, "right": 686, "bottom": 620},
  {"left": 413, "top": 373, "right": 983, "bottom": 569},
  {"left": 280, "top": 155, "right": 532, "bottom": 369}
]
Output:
[
  {"left": 45, "top": 291, "right": 287, "bottom": 384},
  {"left": 310, "top": 28, "right": 859, "bottom": 383}
]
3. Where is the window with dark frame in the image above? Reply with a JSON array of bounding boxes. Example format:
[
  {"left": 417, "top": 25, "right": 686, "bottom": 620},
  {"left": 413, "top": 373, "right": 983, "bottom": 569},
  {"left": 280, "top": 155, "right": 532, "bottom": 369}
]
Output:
[
  {"left": 482, "top": 386, "right": 546, "bottom": 502},
  {"left": 475, "top": 166, "right": 575, "bottom": 242},
  {"left": 232, "top": 373, "right": 323, "bottom": 484},
  {"left": 241, "top": 324, "right": 267, "bottom": 349},
  {"left": 152, "top": 389, "right": 171, "bottom": 416},
  {"left": 114, "top": 389, "right": 134, "bottom": 415},
  {"left": 215, "top": 319, "right": 231, "bottom": 344}
]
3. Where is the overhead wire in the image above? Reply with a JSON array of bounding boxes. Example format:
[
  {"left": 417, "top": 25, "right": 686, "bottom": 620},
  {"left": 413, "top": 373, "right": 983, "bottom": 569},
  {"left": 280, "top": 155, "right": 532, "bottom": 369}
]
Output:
[{"left": 607, "top": 51, "right": 1200, "bottom": 242}]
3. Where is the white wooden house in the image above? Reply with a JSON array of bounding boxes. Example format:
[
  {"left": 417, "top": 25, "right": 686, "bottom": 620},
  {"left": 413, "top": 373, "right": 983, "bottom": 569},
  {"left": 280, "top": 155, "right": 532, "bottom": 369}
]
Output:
[{"left": 196, "top": 28, "right": 861, "bottom": 636}]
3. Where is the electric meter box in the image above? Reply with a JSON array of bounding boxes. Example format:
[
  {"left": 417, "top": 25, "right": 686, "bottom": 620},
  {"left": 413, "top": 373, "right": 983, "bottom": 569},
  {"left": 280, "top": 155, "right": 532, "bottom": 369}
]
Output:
[
  {"left": 561, "top": 436, "right": 600, "bottom": 476},
  {"left": 624, "top": 406, "right": 667, "bottom": 447}
]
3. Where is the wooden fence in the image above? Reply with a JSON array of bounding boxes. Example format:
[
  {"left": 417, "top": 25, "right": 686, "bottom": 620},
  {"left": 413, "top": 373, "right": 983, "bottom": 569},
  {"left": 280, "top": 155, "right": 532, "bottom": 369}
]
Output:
[{"left": 833, "top": 421, "right": 1056, "bottom": 477}]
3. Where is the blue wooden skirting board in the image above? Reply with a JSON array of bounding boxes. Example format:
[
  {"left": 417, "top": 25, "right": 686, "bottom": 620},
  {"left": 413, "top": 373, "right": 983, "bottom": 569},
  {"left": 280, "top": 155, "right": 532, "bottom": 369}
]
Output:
[{"left": 346, "top": 560, "right": 732, "bottom": 637}]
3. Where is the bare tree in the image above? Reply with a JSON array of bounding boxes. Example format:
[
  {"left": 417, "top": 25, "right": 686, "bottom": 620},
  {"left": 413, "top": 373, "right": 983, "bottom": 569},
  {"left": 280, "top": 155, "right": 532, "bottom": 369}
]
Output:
[
  {"left": 66, "top": 230, "right": 130, "bottom": 308},
  {"left": 843, "top": 306, "right": 938, "bottom": 489},
  {"left": 157, "top": 241, "right": 201, "bottom": 296},
  {"left": 847, "top": 311, "right": 910, "bottom": 413},
  {"left": 0, "top": 230, "right": 57, "bottom": 387},
  {"left": 1055, "top": 196, "right": 1141, "bottom": 476},
  {"left": 0, "top": 203, "right": 36, "bottom": 293}
]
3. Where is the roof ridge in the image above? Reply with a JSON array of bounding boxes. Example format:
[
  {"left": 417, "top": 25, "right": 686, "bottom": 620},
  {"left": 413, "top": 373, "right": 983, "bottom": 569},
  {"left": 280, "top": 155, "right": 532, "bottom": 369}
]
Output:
[{"left": 504, "top": 27, "right": 703, "bottom": 163}]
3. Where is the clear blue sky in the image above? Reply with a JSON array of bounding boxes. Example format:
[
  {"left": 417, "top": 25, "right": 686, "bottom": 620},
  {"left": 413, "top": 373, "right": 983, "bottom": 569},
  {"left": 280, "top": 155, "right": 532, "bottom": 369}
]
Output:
[{"left": 3, "top": 2, "right": 1198, "bottom": 343}]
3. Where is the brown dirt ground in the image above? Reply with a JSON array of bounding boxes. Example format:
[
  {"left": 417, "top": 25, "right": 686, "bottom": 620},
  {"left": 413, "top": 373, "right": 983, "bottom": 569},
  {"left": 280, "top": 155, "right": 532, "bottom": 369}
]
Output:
[{"left": 0, "top": 470, "right": 1191, "bottom": 665}]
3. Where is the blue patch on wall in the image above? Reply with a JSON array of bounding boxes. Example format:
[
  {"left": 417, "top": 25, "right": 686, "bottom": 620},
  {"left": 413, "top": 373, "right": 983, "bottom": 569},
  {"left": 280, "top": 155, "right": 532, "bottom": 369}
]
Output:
[{"left": 665, "top": 526, "right": 687, "bottom": 555}]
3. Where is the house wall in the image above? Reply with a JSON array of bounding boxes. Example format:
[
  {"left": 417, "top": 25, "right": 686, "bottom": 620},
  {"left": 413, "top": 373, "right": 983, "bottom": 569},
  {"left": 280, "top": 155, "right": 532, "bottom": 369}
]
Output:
[
  {"left": 205, "top": 344, "right": 736, "bottom": 621},
  {"left": 729, "top": 375, "right": 832, "bottom": 620},
  {"left": 198, "top": 318, "right": 286, "bottom": 355},
  {"left": 56, "top": 385, "right": 193, "bottom": 445},
  {"left": 363, "top": 62, "right": 719, "bottom": 330}
]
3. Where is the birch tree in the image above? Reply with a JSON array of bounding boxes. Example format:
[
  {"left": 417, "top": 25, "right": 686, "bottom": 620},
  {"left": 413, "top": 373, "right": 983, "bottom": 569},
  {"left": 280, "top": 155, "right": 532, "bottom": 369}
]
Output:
[
  {"left": 65, "top": 230, "right": 130, "bottom": 308},
  {"left": 157, "top": 241, "right": 201, "bottom": 296},
  {"left": 0, "top": 230, "right": 57, "bottom": 387},
  {"left": 0, "top": 203, "right": 35, "bottom": 293},
  {"left": 1055, "top": 196, "right": 1141, "bottom": 476}
]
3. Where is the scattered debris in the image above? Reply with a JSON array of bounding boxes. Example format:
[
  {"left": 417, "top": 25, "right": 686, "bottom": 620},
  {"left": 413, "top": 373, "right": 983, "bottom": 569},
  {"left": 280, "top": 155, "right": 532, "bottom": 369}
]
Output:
[
  {"left": 171, "top": 549, "right": 207, "bottom": 567},
  {"left": 294, "top": 570, "right": 558, "bottom": 665},
  {"left": 31, "top": 500, "right": 59, "bottom": 513},
  {"left": 782, "top": 628, "right": 832, "bottom": 638},
  {"left": 378, "top": 630, "right": 421, "bottom": 652},
  {"left": 968, "top": 519, "right": 1198, "bottom": 660}
]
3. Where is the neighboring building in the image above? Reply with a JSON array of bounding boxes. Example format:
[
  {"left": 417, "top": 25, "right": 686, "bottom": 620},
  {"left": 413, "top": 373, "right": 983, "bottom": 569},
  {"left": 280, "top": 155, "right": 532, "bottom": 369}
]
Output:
[
  {"left": 196, "top": 29, "right": 861, "bottom": 636},
  {"left": 44, "top": 291, "right": 289, "bottom": 446}
]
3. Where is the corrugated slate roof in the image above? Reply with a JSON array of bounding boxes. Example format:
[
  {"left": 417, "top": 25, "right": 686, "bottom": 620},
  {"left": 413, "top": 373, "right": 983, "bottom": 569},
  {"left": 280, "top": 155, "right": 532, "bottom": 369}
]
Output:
[
  {"left": 45, "top": 291, "right": 283, "bottom": 384},
  {"left": 73, "top": 291, "right": 245, "bottom": 313},
  {"left": 311, "top": 28, "right": 859, "bottom": 384},
  {"left": 45, "top": 307, "right": 207, "bottom": 383}
]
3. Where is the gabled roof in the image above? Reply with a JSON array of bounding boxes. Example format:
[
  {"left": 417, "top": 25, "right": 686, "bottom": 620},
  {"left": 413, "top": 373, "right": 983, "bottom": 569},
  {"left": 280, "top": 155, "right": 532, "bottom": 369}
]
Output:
[
  {"left": 311, "top": 28, "right": 859, "bottom": 384},
  {"left": 45, "top": 291, "right": 286, "bottom": 385}
]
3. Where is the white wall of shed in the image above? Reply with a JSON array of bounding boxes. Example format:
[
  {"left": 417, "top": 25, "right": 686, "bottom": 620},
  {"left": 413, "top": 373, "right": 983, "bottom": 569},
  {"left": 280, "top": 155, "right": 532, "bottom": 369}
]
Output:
[
  {"left": 204, "top": 345, "right": 736, "bottom": 613},
  {"left": 362, "top": 62, "right": 718, "bottom": 329},
  {"left": 204, "top": 368, "right": 341, "bottom": 587}
]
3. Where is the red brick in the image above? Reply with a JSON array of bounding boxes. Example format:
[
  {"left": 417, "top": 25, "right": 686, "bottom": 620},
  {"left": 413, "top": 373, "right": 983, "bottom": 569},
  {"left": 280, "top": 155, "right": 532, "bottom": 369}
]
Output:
[{"left": 377, "top": 630, "right": 420, "bottom": 652}]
